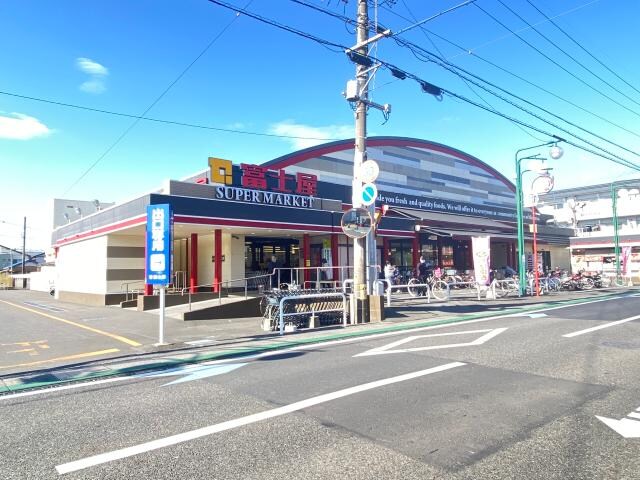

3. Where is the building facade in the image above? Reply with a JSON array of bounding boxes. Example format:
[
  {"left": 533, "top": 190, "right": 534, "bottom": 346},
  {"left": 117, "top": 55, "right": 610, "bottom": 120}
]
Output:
[
  {"left": 539, "top": 179, "right": 640, "bottom": 279},
  {"left": 51, "top": 137, "right": 572, "bottom": 305}
]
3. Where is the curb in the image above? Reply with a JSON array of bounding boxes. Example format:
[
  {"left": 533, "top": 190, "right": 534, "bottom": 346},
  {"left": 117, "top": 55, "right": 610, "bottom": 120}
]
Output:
[{"left": 1, "top": 290, "right": 636, "bottom": 395}]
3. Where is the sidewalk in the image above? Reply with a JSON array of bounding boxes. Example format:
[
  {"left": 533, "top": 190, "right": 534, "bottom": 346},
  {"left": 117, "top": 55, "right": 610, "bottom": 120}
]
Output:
[{"left": 1, "top": 287, "right": 637, "bottom": 394}]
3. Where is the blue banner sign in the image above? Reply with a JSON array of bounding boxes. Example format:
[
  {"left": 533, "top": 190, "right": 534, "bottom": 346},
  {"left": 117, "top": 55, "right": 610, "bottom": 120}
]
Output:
[{"left": 145, "top": 204, "right": 173, "bottom": 285}]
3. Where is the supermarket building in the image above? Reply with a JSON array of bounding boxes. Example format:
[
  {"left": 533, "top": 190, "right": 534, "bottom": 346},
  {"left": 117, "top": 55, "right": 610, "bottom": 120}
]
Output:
[{"left": 51, "top": 137, "right": 573, "bottom": 305}]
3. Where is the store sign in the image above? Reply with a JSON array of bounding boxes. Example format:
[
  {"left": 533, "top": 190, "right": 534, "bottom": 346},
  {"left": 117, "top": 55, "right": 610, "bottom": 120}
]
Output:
[
  {"left": 377, "top": 189, "right": 522, "bottom": 221},
  {"left": 145, "top": 204, "right": 173, "bottom": 285},
  {"left": 205, "top": 157, "right": 318, "bottom": 196},
  {"left": 214, "top": 186, "right": 314, "bottom": 208}
]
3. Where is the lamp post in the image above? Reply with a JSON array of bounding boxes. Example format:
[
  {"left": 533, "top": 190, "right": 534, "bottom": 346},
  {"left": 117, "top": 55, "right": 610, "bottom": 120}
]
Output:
[
  {"left": 610, "top": 181, "right": 639, "bottom": 285},
  {"left": 515, "top": 138, "right": 564, "bottom": 296}
]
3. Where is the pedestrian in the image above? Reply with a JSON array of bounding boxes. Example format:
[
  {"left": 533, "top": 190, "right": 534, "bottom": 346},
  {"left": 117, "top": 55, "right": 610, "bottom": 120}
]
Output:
[
  {"left": 319, "top": 258, "right": 331, "bottom": 288},
  {"left": 384, "top": 259, "right": 396, "bottom": 290},
  {"left": 267, "top": 255, "right": 280, "bottom": 289},
  {"left": 416, "top": 255, "right": 430, "bottom": 296}
]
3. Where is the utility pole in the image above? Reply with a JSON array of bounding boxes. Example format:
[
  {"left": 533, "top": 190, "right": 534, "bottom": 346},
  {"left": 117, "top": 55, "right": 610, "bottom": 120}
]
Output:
[{"left": 351, "top": 0, "right": 371, "bottom": 323}]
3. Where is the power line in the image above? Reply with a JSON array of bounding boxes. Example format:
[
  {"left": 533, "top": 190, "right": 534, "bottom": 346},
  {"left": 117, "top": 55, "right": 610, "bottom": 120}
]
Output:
[
  {"left": 62, "top": 0, "right": 255, "bottom": 196},
  {"left": 0, "top": 90, "right": 338, "bottom": 142},
  {"left": 404, "top": 26, "right": 640, "bottom": 141},
  {"left": 495, "top": 0, "right": 640, "bottom": 109},
  {"left": 525, "top": 0, "right": 640, "bottom": 98},
  {"left": 391, "top": 0, "right": 477, "bottom": 36},
  {"left": 388, "top": 37, "right": 640, "bottom": 158},
  {"left": 398, "top": 0, "right": 545, "bottom": 143},
  {"left": 291, "top": 0, "right": 640, "bottom": 157},
  {"left": 473, "top": 3, "right": 640, "bottom": 121},
  {"left": 211, "top": 0, "right": 640, "bottom": 172},
  {"left": 448, "top": 0, "right": 602, "bottom": 61}
]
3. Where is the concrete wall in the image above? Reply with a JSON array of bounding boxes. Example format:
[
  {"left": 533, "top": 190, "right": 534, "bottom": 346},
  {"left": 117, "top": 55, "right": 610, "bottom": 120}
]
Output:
[
  {"left": 56, "top": 236, "right": 108, "bottom": 296},
  {"left": 106, "top": 235, "right": 145, "bottom": 293}
]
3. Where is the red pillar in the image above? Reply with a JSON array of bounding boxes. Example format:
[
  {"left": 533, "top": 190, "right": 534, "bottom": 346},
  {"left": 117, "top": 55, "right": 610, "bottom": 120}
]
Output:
[
  {"left": 213, "top": 229, "right": 222, "bottom": 293},
  {"left": 303, "top": 233, "right": 311, "bottom": 285},
  {"left": 331, "top": 233, "right": 339, "bottom": 281},
  {"left": 189, "top": 233, "right": 198, "bottom": 294},
  {"left": 412, "top": 232, "right": 420, "bottom": 271},
  {"left": 382, "top": 236, "right": 390, "bottom": 262}
]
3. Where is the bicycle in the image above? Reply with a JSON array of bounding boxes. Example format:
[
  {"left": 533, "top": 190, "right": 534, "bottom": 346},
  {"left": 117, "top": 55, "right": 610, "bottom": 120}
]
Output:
[
  {"left": 407, "top": 275, "right": 449, "bottom": 300},
  {"left": 494, "top": 277, "right": 519, "bottom": 297}
]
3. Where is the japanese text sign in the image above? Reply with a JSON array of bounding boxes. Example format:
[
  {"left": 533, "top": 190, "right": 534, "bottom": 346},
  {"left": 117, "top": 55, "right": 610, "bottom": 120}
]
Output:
[{"left": 145, "top": 204, "right": 173, "bottom": 285}]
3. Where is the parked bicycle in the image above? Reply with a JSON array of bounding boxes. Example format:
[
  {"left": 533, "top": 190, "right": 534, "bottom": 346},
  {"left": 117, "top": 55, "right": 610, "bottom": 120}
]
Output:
[{"left": 407, "top": 274, "right": 449, "bottom": 300}]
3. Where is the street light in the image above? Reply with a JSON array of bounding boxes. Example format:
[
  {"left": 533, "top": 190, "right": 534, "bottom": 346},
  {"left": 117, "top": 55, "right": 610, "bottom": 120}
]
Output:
[
  {"left": 515, "top": 137, "right": 564, "bottom": 296},
  {"left": 610, "top": 180, "right": 639, "bottom": 285}
]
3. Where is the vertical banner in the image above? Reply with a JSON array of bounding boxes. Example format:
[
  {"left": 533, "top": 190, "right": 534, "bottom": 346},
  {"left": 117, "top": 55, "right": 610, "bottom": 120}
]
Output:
[
  {"left": 472, "top": 236, "right": 491, "bottom": 286},
  {"left": 322, "top": 239, "right": 333, "bottom": 280},
  {"left": 145, "top": 204, "right": 173, "bottom": 285},
  {"left": 621, "top": 246, "right": 632, "bottom": 276}
]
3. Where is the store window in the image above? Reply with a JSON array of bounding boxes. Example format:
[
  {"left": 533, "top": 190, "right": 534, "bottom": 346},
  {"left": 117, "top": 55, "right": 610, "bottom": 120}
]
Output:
[{"left": 389, "top": 239, "right": 413, "bottom": 274}]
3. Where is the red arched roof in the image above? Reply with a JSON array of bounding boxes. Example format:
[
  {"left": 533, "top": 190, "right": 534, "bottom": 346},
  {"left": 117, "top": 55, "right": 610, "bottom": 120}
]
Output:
[{"left": 262, "top": 136, "right": 515, "bottom": 192}]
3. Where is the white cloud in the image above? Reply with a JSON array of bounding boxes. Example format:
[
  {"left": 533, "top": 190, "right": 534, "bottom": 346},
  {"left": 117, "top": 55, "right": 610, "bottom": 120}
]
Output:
[
  {"left": 269, "top": 120, "right": 352, "bottom": 150},
  {"left": 0, "top": 113, "right": 51, "bottom": 140},
  {"left": 76, "top": 57, "right": 108, "bottom": 76},
  {"left": 80, "top": 79, "right": 106, "bottom": 94},
  {"left": 76, "top": 57, "right": 108, "bottom": 94}
]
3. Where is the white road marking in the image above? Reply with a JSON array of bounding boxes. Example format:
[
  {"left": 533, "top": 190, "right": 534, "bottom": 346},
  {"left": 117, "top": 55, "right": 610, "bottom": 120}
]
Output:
[
  {"left": 596, "top": 415, "right": 640, "bottom": 438},
  {"left": 627, "top": 412, "right": 640, "bottom": 420},
  {"left": 0, "top": 376, "right": 131, "bottom": 401},
  {"left": 184, "top": 338, "right": 216, "bottom": 346},
  {"left": 562, "top": 314, "right": 640, "bottom": 338},
  {"left": 2, "top": 293, "right": 633, "bottom": 402},
  {"left": 55, "top": 362, "right": 465, "bottom": 475},
  {"left": 354, "top": 328, "right": 507, "bottom": 357},
  {"left": 512, "top": 313, "right": 547, "bottom": 319}
]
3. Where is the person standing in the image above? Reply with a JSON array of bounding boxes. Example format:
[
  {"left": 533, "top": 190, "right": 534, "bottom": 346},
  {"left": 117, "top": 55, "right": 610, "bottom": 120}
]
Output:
[
  {"left": 416, "top": 256, "right": 430, "bottom": 296},
  {"left": 384, "top": 259, "right": 396, "bottom": 291},
  {"left": 267, "top": 255, "right": 280, "bottom": 289}
]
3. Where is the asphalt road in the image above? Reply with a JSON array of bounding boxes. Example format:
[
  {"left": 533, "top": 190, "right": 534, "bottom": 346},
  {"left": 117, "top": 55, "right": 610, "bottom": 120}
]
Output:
[{"left": 1, "top": 293, "right": 639, "bottom": 479}]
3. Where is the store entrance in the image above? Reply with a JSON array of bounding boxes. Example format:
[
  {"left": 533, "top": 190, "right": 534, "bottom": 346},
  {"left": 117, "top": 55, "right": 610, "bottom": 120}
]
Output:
[{"left": 244, "top": 237, "right": 299, "bottom": 282}]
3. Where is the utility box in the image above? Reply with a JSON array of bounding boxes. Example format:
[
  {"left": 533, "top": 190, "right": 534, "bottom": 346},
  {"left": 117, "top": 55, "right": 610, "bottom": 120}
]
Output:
[{"left": 369, "top": 295, "right": 385, "bottom": 323}]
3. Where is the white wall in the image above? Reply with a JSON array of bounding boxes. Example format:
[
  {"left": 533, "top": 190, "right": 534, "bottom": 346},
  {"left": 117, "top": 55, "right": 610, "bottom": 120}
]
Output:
[
  {"left": 56, "top": 236, "right": 108, "bottom": 295},
  {"left": 29, "top": 266, "right": 57, "bottom": 292},
  {"left": 223, "top": 233, "right": 245, "bottom": 285},
  {"left": 197, "top": 233, "right": 214, "bottom": 288}
]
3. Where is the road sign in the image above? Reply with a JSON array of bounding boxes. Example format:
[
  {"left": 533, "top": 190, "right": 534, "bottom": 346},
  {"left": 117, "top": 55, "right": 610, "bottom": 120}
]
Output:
[
  {"left": 341, "top": 208, "right": 372, "bottom": 239},
  {"left": 359, "top": 160, "right": 380, "bottom": 183},
  {"left": 354, "top": 328, "right": 507, "bottom": 357},
  {"left": 360, "top": 182, "right": 378, "bottom": 206}
]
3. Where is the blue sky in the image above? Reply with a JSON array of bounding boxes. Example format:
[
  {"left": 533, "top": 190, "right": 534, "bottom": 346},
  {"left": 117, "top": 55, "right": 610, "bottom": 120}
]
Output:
[{"left": 2, "top": 0, "right": 640, "bottom": 248}]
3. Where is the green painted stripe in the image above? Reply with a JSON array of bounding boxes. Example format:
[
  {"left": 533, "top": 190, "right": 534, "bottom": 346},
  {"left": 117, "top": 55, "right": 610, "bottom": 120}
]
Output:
[{"left": 2, "top": 290, "right": 635, "bottom": 394}]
